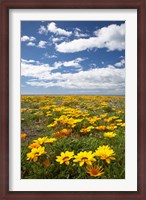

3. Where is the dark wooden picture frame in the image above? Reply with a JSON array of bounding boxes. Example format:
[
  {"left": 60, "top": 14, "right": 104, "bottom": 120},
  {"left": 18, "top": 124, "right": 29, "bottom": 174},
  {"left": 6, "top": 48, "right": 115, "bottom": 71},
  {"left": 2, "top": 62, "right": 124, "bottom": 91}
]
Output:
[{"left": 0, "top": 0, "right": 145, "bottom": 199}]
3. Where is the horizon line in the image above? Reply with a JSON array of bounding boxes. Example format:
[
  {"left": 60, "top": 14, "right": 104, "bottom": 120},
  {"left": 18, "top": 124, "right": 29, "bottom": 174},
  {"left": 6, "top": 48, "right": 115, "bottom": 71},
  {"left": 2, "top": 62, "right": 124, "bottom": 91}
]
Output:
[{"left": 21, "top": 94, "right": 125, "bottom": 96}]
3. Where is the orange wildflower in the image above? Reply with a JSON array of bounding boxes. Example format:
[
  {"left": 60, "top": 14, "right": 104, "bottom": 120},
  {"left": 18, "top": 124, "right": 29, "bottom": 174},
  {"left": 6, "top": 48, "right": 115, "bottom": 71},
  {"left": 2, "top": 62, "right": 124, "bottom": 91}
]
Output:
[{"left": 21, "top": 133, "right": 27, "bottom": 139}]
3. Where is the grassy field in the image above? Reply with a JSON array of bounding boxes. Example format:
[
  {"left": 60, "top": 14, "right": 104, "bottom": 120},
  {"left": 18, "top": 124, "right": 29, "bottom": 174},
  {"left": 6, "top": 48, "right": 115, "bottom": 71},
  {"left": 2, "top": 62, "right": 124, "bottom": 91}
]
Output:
[{"left": 21, "top": 95, "right": 125, "bottom": 179}]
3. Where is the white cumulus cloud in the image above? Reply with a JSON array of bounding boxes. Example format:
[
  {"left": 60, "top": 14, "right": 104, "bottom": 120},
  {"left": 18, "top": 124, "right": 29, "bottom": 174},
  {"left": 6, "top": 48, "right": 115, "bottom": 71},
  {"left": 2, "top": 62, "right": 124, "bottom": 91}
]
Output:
[
  {"left": 27, "top": 42, "right": 36, "bottom": 47},
  {"left": 56, "top": 23, "right": 125, "bottom": 53},
  {"left": 37, "top": 40, "right": 47, "bottom": 48},
  {"left": 74, "top": 28, "right": 89, "bottom": 38},
  {"left": 21, "top": 59, "right": 125, "bottom": 94},
  {"left": 47, "top": 22, "right": 72, "bottom": 36},
  {"left": 21, "top": 59, "right": 35, "bottom": 63},
  {"left": 115, "top": 59, "right": 125, "bottom": 67},
  {"left": 44, "top": 53, "right": 57, "bottom": 59},
  {"left": 51, "top": 36, "right": 65, "bottom": 43},
  {"left": 21, "top": 35, "right": 36, "bottom": 42},
  {"left": 38, "top": 25, "right": 48, "bottom": 35},
  {"left": 21, "top": 59, "right": 59, "bottom": 80},
  {"left": 54, "top": 58, "right": 85, "bottom": 68}
]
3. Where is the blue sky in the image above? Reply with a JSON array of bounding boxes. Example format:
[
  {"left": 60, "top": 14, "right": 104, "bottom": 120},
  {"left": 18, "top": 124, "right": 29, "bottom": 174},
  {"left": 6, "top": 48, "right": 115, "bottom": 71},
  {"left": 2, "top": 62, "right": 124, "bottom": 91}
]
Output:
[{"left": 21, "top": 21, "right": 125, "bottom": 95}]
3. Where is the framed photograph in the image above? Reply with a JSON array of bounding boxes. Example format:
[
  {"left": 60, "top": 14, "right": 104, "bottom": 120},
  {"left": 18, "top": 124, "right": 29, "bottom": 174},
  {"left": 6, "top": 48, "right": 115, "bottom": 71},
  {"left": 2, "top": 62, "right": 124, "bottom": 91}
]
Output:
[{"left": 0, "top": 0, "right": 145, "bottom": 199}]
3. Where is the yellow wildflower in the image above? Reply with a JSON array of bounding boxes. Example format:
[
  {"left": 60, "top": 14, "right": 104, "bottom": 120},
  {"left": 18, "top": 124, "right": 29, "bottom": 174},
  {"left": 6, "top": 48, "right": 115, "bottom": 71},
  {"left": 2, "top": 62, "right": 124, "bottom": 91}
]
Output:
[
  {"left": 73, "top": 151, "right": 96, "bottom": 166},
  {"left": 104, "top": 132, "right": 116, "bottom": 138},
  {"left": 56, "top": 151, "right": 74, "bottom": 165},
  {"left": 121, "top": 123, "right": 125, "bottom": 127},
  {"left": 86, "top": 164, "right": 104, "bottom": 177},
  {"left": 106, "top": 125, "right": 117, "bottom": 131},
  {"left": 45, "top": 138, "right": 57, "bottom": 143},
  {"left": 100, "top": 113, "right": 108, "bottom": 119},
  {"left": 33, "top": 137, "right": 56, "bottom": 145},
  {"left": 33, "top": 137, "right": 48, "bottom": 145},
  {"left": 80, "top": 126, "right": 94, "bottom": 133},
  {"left": 28, "top": 143, "right": 40, "bottom": 149},
  {"left": 115, "top": 119, "right": 123, "bottom": 123},
  {"left": 94, "top": 145, "right": 116, "bottom": 164},
  {"left": 47, "top": 121, "right": 58, "bottom": 127},
  {"left": 27, "top": 146, "right": 46, "bottom": 162},
  {"left": 21, "top": 108, "right": 26, "bottom": 113}
]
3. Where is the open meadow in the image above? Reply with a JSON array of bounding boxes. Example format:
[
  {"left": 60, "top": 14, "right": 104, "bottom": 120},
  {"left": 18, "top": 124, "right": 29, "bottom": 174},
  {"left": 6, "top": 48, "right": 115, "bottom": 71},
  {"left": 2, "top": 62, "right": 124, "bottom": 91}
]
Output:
[{"left": 21, "top": 95, "right": 125, "bottom": 179}]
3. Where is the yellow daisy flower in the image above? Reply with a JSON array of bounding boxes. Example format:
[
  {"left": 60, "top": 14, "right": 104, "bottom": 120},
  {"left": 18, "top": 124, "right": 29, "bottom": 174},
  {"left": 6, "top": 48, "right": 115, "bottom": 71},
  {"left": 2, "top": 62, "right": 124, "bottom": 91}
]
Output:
[
  {"left": 94, "top": 145, "right": 116, "bottom": 164},
  {"left": 73, "top": 151, "right": 96, "bottom": 166},
  {"left": 56, "top": 151, "right": 74, "bottom": 165},
  {"left": 115, "top": 119, "right": 123, "bottom": 123},
  {"left": 33, "top": 137, "right": 48, "bottom": 145},
  {"left": 45, "top": 138, "right": 57, "bottom": 143},
  {"left": 26, "top": 146, "right": 46, "bottom": 162},
  {"left": 80, "top": 126, "right": 94, "bottom": 133},
  {"left": 33, "top": 137, "right": 56, "bottom": 145},
  {"left": 104, "top": 132, "right": 116, "bottom": 138}
]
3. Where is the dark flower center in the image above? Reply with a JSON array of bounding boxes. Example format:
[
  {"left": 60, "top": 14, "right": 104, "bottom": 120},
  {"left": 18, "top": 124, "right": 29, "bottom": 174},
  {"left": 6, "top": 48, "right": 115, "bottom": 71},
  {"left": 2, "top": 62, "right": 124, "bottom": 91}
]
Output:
[
  {"left": 63, "top": 156, "right": 69, "bottom": 161},
  {"left": 81, "top": 157, "right": 88, "bottom": 161}
]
